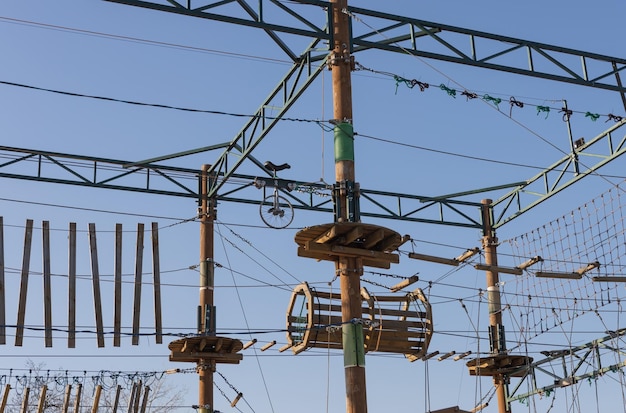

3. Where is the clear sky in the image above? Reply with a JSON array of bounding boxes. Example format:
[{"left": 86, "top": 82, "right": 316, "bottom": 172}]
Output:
[{"left": 1, "top": 1, "right": 626, "bottom": 412}]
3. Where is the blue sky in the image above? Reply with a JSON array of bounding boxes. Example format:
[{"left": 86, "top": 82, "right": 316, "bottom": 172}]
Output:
[{"left": 1, "top": 1, "right": 626, "bottom": 412}]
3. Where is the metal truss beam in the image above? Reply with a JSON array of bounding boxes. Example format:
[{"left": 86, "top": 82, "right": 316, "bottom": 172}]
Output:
[
  {"left": 0, "top": 146, "right": 483, "bottom": 228},
  {"left": 105, "top": 0, "right": 626, "bottom": 92},
  {"left": 492, "top": 118, "right": 626, "bottom": 229},
  {"left": 506, "top": 328, "right": 626, "bottom": 403}
]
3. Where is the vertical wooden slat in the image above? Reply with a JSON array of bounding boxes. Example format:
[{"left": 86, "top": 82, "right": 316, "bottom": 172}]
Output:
[
  {"left": 132, "top": 382, "right": 142, "bottom": 413},
  {"left": 132, "top": 223, "right": 144, "bottom": 346},
  {"left": 36, "top": 384, "right": 47, "bottom": 413},
  {"left": 19, "top": 387, "right": 29, "bottom": 413},
  {"left": 88, "top": 224, "right": 105, "bottom": 348},
  {"left": 112, "top": 384, "right": 121, "bottom": 413},
  {"left": 151, "top": 222, "right": 162, "bottom": 344},
  {"left": 42, "top": 221, "right": 52, "bottom": 348},
  {"left": 15, "top": 219, "right": 33, "bottom": 347},
  {"left": 0, "top": 217, "right": 5, "bottom": 345},
  {"left": 0, "top": 217, "right": 7, "bottom": 344},
  {"left": 73, "top": 383, "right": 82, "bottom": 413},
  {"left": 61, "top": 384, "right": 72, "bottom": 413},
  {"left": 68, "top": 223, "right": 77, "bottom": 349},
  {"left": 127, "top": 383, "right": 137, "bottom": 413},
  {"left": 114, "top": 224, "right": 122, "bottom": 347},
  {"left": 0, "top": 384, "right": 10, "bottom": 413},
  {"left": 91, "top": 385, "right": 102, "bottom": 413},
  {"left": 139, "top": 385, "right": 150, "bottom": 413}
]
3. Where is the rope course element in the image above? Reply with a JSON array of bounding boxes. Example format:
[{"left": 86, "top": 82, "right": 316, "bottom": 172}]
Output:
[
  {"left": 355, "top": 63, "right": 625, "bottom": 123},
  {"left": 502, "top": 181, "right": 626, "bottom": 341}
]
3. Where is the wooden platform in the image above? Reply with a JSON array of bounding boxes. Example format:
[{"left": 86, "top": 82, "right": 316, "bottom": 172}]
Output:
[
  {"left": 295, "top": 223, "right": 409, "bottom": 269},
  {"left": 466, "top": 354, "right": 532, "bottom": 377},
  {"left": 168, "top": 336, "right": 243, "bottom": 364}
]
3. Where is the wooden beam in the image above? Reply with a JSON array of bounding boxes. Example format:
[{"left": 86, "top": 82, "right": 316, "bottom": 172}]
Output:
[
  {"left": 0, "top": 384, "right": 10, "bottom": 413},
  {"left": 61, "top": 384, "right": 71, "bottom": 413},
  {"left": 91, "top": 385, "right": 101, "bottom": 413},
  {"left": 36, "top": 385, "right": 47, "bottom": 413},
  {"left": 68, "top": 223, "right": 76, "bottom": 348},
  {"left": 15, "top": 219, "right": 33, "bottom": 347},
  {"left": 362, "top": 228, "right": 384, "bottom": 249},
  {"left": 42, "top": 221, "right": 52, "bottom": 348},
  {"left": 151, "top": 222, "right": 162, "bottom": 344},
  {"left": 112, "top": 385, "right": 121, "bottom": 413},
  {"left": 88, "top": 223, "right": 105, "bottom": 348},
  {"left": 140, "top": 386, "right": 150, "bottom": 413},
  {"left": 73, "top": 383, "right": 82, "bottom": 413},
  {"left": 132, "top": 223, "right": 144, "bottom": 346},
  {"left": 19, "top": 387, "right": 29, "bottom": 413}
]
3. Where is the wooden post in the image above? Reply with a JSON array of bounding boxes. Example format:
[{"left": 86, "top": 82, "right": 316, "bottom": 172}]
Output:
[
  {"left": 132, "top": 223, "right": 145, "bottom": 346},
  {"left": 0, "top": 384, "right": 10, "bottom": 413},
  {"left": 42, "top": 221, "right": 53, "bottom": 347},
  {"left": 19, "top": 387, "right": 29, "bottom": 413},
  {"left": 481, "top": 200, "right": 510, "bottom": 413},
  {"left": 114, "top": 223, "right": 123, "bottom": 347},
  {"left": 132, "top": 381, "right": 142, "bottom": 413},
  {"left": 68, "top": 223, "right": 77, "bottom": 348},
  {"left": 198, "top": 164, "right": 216, "bottom": 413},
  {"left": 15, "top": 219, "right": 33, "bottom": 347},
  {"left": 88, "top": 224, "right": 105, "bottom": 347},
  {"left": 329, "top": 1, "right": 367, "bottom": 412},
  {"left": 151, "top": 222, "right": 163, "bottom": 344},
  {"left": 127, "top": 383, "right": 137, "bottom": 413},
  {"left": 62, "top": 384, "right": 71, "bottom": 413},
  {"left": 36, "top": 385, "right": 47, "bottom": 413},
  {"left": 0, "top": 217, "right": 5, "bottom": 345},
  {"left": 91, "top": 385, "right": 102, "bottom": 413}
]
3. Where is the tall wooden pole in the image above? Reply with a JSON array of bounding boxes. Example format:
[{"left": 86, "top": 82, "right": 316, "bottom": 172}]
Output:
[
  {"left": 198, "top": 164, "right": 216, "bottom": 413},
  {"left": 329, "top": 1, "right": 367, "bottom": 412},
  {"left": 480, "top": 199, "right": 510, "bottom": 413}
]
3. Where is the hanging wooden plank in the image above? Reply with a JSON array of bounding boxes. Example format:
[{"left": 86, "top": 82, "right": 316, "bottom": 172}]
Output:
[
  {"left": 91, "top": 384, "right": 102, "bottom": 413},
  {"left": 112, "top": 384, "right": 121, "bottom": 413},
  {"left": 19, "top": 387, "right": 29, "bottom": 413},
  {"left": 61, "top": 384, "right": 72, "bottom": 413},
  {"left": 132, "top": 223, "right": 144, "bottom": 346},
  {"left": 151, "top": 222, "right": 162, "bottom": 344},
  {"left": 0, "top": 384, "right": 10, "bottom": 413},
  {"left": 88, "top": 223, "right": 105, "bottom": 348},
  {"left": 114, "top": 223, "right": 122, "bottom": 347},
  {"left": 74, "top": 383, "right": 82, "bottom": 412},
  {"left": 42, "top": 221, "right": 52, "bottom": 348},
  {"left": 15, "top": 219, "right": 33, "bottom": 347},
  {"left": 36, "top": 384, "right": 47, "bottom": 413},
  {"left": 68, "top": 223, "right": 76, "bottom": 349},
  {"left": 0, "top": 217, "right": 5, "bottom": 345},
  {"left": 139, "top": 385, "right": 150, "bottom": 413}
]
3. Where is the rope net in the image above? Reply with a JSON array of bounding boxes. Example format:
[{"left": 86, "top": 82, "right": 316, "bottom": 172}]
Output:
[{"left": 501, "top": 182, "right": 626, "bottom": 340}]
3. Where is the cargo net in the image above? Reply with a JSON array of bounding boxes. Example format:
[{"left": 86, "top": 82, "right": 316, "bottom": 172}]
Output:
[{"left": 501, "top": 182, "right": 626, "bottom": 341}]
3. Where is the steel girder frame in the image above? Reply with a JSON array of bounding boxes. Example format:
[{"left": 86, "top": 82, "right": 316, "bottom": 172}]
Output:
[
  {"left": 492, "top": 118, "right": 626, "bottom": 229},
  {"left": 0, "top": 145, "right": 485, "bottom": 228},
  {"left": 505, "top": 328, "right": 626, "bottom": 404},
  {"left": 104, "top": 0, "right": 626, "bottom": 93}
]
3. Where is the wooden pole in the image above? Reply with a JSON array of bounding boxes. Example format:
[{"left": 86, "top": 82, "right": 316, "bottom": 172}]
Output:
[
  {"left": 132, "top": 223, "right": 145, "bottom": 346},
  {"left": 139, "top": 385, "right": 150, "bottom": 413},
  {"left": 151, "top": 222, "right": 163, "bottom": 344},
  {"left": 114, "top": 223, "right": 123, "bottom": 347},
  {"left": 481, "top": 200, "right": 510, "bottom": 413},
  {"left": 329, "top": 1, "right": 367, "bottom": 412},
  {"left": 42, "top": 221, "right": 53, "bottom": 348},
  {"left": 68, "top": 223, "right": 77, "bottom": 348},
  {"left": 88, "top": 224, "right": 105, "bottom": 348},
  {"left": 132, "top": 381, "right": 142, "bottom": 413},
  {"left": 15, "top": 219, "right": 33, "bottom": 347},
  {"left": 198, "top": 164, "right": 216, "bottom": 413},
  {"left": 0, "top": 217, "right": 5, "bottom": 345},
  {"left": 127, "top": 383, "right": 137, "bottom": 413}
]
